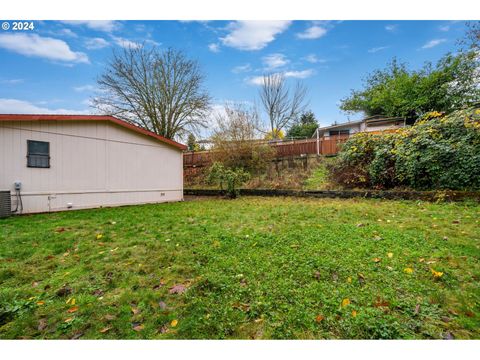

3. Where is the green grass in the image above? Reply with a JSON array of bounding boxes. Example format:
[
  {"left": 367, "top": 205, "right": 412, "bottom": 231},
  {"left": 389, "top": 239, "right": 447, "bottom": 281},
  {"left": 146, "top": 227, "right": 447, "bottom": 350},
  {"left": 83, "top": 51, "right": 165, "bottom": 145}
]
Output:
[
  {"left": 303, "top": 157, "right": 336, "bottom": 190},
  {"left": 1, "top": 197, "right": 479, "bottom": 339}
]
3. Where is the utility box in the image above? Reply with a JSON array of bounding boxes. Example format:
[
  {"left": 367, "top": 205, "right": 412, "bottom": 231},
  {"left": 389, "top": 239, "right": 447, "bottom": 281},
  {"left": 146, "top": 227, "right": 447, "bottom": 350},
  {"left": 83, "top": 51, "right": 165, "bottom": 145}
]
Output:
[{"left": 0, "top": 190, "right": 11, "bottom": 218}]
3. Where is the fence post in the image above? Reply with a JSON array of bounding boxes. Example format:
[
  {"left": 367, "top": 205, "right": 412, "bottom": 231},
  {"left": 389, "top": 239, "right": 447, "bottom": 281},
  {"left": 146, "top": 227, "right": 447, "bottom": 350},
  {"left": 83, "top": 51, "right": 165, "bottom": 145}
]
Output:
[{"left": 316, "top": 128, "right": 320, "bottom": 156}]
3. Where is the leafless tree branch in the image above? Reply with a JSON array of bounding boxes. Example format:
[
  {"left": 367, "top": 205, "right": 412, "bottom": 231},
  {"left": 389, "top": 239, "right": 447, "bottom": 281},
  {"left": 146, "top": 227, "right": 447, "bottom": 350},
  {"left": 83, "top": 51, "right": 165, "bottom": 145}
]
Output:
[{"left": 93, "top": 45, "right": 211, "bottom": 140}]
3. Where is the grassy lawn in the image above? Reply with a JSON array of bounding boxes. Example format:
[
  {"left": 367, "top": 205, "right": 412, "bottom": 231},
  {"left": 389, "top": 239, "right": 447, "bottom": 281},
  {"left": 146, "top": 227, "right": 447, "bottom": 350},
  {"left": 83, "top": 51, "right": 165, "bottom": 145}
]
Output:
[
  {"left": 0, "top": 197, "right": 479, "bottom": 339},
  {"left": 303, "top": 157, "right": 336, "bottom": 190}
]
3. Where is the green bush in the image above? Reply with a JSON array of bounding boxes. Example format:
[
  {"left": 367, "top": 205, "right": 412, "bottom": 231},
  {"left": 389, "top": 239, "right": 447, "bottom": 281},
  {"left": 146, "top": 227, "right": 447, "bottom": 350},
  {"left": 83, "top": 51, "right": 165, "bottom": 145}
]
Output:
[
  {"left": 330, "top": 106, "right": 480, "bottom": 190},
  {"left": 206, "top": 162, "right": 250, "bottom": 198}
]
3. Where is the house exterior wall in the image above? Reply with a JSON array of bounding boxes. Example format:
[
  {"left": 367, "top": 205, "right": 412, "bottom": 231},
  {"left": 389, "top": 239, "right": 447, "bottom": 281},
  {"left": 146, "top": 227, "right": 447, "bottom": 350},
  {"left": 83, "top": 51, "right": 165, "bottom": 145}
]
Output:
[
  {"left": 323, "top": 123, "right": 361, "bottom": 138},
  {"left": 365, "top": 121, "right": 405, "bottom": 133},
  {"left": 0, "top": 120, "right": 183, "bottom": 213}
]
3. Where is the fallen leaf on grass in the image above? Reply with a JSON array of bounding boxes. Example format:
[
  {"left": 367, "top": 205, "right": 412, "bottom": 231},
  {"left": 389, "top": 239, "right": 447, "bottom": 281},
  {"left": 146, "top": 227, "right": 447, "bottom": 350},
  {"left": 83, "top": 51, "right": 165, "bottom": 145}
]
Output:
[
  {"left": 70, "top": 331, "right": 84, "bottom": 339},
  {"left": 374, "top": 297, "right": 390, "bottom": 308},
  {"left": 169, "top": 284, "right": 187, "bottom": 295},
  {"left": 96, "top": 234, "right": 103, "bottom": 240},
  {"left": 152, "top": 280, "right": 166, "bottom": 290},
  {"left": 404, "top": 267, "right": 414, "bottom": 274},
  {"left": 67, "top": 306, "right": 79, "bottom": 313},
  {"left": 131, "top": 307, "right": 140, "bottom": 315},
  {"left": 38, "top": 318, "right": 48, "bottom": 331},
  {"left": 66, "top": 297, "right": 76, "bottom": 305},
  {"left": 351, "top": 310, "right": 357, "bottom": 318},
  {"left": 32, "top": 281, "right": 40, "bottom": 288},
  {"left": 232, "top": 302, "right": 250, "bottom": 312},
  {"left": 64, "top": 317, "right": 74, "bottom": 323},
  {"left": 92, "top": 289, "right": 104, "bottom": 297},
  {"left": 132, "top": 323, "right": 144, "bottom": 331},
  {"left": 36, "top": 301, "right": 45, "bottom": 306},
  {"left": 373, "top": 257, "right": 381, "bottom": 263},
  {"left": 158, "top": 325, "right": 169, "bottom": 334},
  {"left": 55, "top": 227, "right": 66, "bottom": 233},
  {"left": 158, "top": 301, "right": 168, "bottom": 310},
  {"left": 347, "top": 277, "right": 352, "bottom": 283},
  {"left": 387, "top": 252, "right": 393, "bottom": 258},
  {"left": 170, "top": 319, "right": 178, "bottom": 327},
  {"left": 104, "top": 314, "right": 116, "bottom": 321},
  {"left": 431, "top": 269, "right": 444, "bottom": 279},
  {"left": 100, "top": 326, "right": 112, "bottom": 333},
  {"left": 448, "top": 309, "right": 459, "bottom": 316},
  {"left": 358, "top": 273, "right": 366, "bottom": 287},
  {"left": 443, "top": 332, "right": 455, "bottom": 340},
  {"left": 315, "top": 315, "right": 324, "bottom": 323},
  {"left": 341, "top": 298, "right": 350, "bottom": 307},
  {"left": 414, "top": 304, "right": 420, "bottom": 315}
]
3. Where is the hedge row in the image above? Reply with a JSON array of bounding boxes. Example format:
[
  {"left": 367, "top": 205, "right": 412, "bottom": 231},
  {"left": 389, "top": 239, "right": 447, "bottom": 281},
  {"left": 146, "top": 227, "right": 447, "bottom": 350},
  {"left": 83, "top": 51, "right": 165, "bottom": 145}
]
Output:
[{"left": 329, "top": 107, "right": 480, "bottom": 190}]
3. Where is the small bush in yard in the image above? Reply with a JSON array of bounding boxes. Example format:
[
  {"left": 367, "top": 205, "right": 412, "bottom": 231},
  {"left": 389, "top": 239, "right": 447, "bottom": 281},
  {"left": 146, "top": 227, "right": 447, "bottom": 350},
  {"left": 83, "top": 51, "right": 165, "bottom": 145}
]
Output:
[
  {"left": 206, "top": 162, "right": 250, "bottom": 198},
  {"left": 330, "top": 106, "right": 480, "bottom": 190}
]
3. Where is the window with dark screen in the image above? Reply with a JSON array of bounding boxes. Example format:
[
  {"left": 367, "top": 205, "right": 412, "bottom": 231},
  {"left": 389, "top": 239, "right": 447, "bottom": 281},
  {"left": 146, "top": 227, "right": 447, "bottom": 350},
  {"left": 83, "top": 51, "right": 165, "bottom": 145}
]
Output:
[{"left": 27, "top": 140, "right": 50, "bottom": 168}]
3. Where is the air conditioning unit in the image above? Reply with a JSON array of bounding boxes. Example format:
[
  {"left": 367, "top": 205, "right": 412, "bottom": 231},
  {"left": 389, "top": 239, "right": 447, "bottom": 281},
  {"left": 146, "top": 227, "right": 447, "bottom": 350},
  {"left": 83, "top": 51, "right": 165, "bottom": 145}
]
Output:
[{"left": 0, "top": 190, "right": 12, "bottom": 218}]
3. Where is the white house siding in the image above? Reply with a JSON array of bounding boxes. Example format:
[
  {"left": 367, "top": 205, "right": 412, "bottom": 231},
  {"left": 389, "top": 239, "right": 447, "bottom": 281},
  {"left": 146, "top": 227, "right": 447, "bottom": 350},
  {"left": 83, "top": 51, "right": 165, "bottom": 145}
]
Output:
[{"left": 0, "top": 120, "right": 183, "bottom": 213}]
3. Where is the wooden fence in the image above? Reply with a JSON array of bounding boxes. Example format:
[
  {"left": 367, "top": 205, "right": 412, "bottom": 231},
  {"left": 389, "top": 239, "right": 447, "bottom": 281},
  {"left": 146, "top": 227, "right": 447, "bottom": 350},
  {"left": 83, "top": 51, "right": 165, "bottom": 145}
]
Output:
[{"left": 183, "top": 135, "right": 349, "bottom": 169}]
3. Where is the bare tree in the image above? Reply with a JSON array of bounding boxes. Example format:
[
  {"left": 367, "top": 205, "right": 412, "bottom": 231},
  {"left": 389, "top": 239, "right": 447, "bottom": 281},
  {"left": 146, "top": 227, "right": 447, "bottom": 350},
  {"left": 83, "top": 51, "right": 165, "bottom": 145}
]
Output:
[
  {"left": 93, "top": 45, "right": 211, "bottom": 140},
  {"left": 259, "top": 73, "right": 308, "bottom": 139},
  {"left": 211, "top": 103, "right": 274, "bottom": 173}
]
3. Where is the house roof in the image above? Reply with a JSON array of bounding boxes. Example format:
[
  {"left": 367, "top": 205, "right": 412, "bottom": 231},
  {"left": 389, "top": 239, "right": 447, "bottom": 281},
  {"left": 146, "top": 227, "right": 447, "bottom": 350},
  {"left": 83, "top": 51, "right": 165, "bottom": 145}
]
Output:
[
  {"left": 316, "top": 120, "right": 363, "bottom": 132},
  {"left": 316, "top": 116, "right": 405, "bottom": 133},
  {"left": 0, "top": 114, "right": 187, "bottom": 150}
]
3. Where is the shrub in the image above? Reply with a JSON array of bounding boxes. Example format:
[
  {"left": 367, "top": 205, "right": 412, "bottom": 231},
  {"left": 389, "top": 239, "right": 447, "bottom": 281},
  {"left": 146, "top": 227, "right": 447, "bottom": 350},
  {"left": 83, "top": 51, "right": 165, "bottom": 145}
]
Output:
[
  {"left": 206, "top": 162, "right": 250, "bottom": 198},
  {"left": 330, "top": 106, "right": 480, "bottom": 190},
  {"left": 211, "top": 104, "right": 275, "bottom": 174}
]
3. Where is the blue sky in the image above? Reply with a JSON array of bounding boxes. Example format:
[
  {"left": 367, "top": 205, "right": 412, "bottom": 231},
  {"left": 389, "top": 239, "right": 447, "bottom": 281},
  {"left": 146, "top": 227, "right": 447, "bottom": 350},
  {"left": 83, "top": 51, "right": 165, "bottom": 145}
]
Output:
[{"left": 0, "top": 20, "right": 468, "bottom": 136}]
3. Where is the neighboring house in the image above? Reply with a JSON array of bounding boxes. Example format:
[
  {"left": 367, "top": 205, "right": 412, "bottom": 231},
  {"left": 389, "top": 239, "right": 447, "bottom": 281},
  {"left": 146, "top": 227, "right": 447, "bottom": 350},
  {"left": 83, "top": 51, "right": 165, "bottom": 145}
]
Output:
[
  {"left": 316, "top": 115, "right": 406, "bottom": 139},
  {"left": 0, "top": 114, "right": 186, "bottom": 214}
]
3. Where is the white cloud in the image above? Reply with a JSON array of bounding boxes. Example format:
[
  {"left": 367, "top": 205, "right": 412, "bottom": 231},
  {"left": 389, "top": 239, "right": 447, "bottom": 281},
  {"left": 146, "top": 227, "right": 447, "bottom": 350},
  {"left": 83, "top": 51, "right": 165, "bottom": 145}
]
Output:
[
  {"left": 232, "top": 63, "right": 251, "bottom": 73},
  {"left": 220, "top": 20, "right": 291, "bottom": 51},
  {"left": 284, "top": 69, "right": 315, "bottom": 79},
  {"left": 145, "top": 39, "right": 161, "bottom": 47},
  {"left": 246, "top": 69, "right": 315, "bottom": 86},
  {"left": 73, "top": 84, "right": 97, "bottom": 92},
  {"left": 0, "top": 33, "right": 89, "bottom": 64},
  {"left": 208, "top": 43, "right": 220, "bottom": 53},
  {"left": 439, "top": 25, "right": 450, "bottom": 32},
  {"left": 262, "top": 53, "right": 289, "bottom": 70},
  {"left": 1, "top": 79, "right": 24, "bottom": 84},
  {"left": 0, "top": 98, "right": 89, "bottom": 114},
  {"left": 368, "top": 46, "right": 390, "bottom": 53},
  {"left": 296, "top": 25, "right": 327, "bottom": 40},
  {"left": 385, "top": 24, "right": 398, "bottom": 32},
  {"left": 421, "top": 38, "right": 447, "bottom": 49},
  {"left": 84, "top": 37, "right": 110, "bottom": 50},
  {"left": 61, "top": 21, "right": 119, "bottom": 32},
  {"left": 303, "top": 54, "right": 326, "bottom": 64},
  {"left": 112, "top": 36, "right": 141, "bottom": 49},
  {"left": 53, "top": 28, "right": 78, "bottom": 38},
  {"left": 247, "top": 76, "right": 266, "bottom": 86}
]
